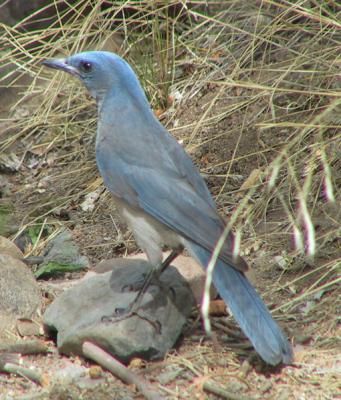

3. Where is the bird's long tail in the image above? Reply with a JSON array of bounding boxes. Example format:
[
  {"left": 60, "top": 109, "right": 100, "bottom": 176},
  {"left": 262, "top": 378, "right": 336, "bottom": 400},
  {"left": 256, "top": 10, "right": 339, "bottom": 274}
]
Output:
[{"left": 185, "top": 240, "right": 292, "bottom": 365}]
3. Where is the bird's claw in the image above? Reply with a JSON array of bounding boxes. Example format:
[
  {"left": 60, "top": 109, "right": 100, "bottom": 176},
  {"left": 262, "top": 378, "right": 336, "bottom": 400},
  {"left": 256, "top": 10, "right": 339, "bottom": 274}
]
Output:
[{"left": 101, "top": 308, "right": 162, "bottom": 333}]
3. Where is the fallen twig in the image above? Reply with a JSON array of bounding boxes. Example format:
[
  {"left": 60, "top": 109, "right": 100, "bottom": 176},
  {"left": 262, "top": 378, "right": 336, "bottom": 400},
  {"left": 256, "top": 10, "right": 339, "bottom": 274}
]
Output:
[
  {"left": 0, "top": 340, "right": 48, "bottom": 355},
  {"left": 203, "top": 381, "right": 253, "bottom": 400},
  {"left": 0, "top": 355, "right": 44, "bottom": 386},
  {"left": 23, "top": 256, "right": 45, "bottom": 266},
  {"left": 212, "top": 320, "right": 246, "bottom": 339},
  {"left": 0, "top": 353, "right": 20, "bottom": 367},
  {"left": 10, "top": 393, "right": 49, "bottom": 400},
  {"left": 82, "top": 341, "right": 162, "bottom": 400}
]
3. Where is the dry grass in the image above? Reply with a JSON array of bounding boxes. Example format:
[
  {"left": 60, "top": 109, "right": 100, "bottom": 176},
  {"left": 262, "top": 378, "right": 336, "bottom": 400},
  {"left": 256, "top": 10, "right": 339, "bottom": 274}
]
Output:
[{"left": 0, "top": 0, "right": 340, "bottom": 398}]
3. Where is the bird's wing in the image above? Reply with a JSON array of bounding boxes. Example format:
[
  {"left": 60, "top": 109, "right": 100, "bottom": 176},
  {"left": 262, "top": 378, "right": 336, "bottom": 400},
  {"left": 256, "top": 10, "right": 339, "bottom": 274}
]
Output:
[{"left": 98, "top": 152, "right": 247, "bottom": 272}]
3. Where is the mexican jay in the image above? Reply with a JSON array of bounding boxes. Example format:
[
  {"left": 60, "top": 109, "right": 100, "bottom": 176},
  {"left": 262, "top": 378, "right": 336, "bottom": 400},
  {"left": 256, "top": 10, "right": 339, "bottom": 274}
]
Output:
[{"left": 42, "top": 51, "right": 292, "bottom": 365}]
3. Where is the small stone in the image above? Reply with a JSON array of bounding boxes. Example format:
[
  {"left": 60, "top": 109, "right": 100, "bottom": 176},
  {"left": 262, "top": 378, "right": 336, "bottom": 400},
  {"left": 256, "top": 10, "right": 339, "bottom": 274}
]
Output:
[
  {"left": 43, "top": 228, "right": 89, "bottom": 268},
  {"left": 16, "top": 318, "right": 41, "bottom": 337},
  {"left": 36, "top": 228, "right": 90, "bottom": 277},
  {"left": 129, "top": 358, "right": 145, "bottom": 369},
  {"left": 80, "top": 189, "right": 102, "bottom": 212},
  {"left": 89, "top": 365, "right": 103, "bottom": 379}
]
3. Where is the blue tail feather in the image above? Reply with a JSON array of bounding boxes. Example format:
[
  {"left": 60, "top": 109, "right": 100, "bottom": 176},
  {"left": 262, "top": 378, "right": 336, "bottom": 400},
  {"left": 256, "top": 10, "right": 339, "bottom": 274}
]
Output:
[{"left": 185, "top": 241, "right": 292, "bottom": 365}]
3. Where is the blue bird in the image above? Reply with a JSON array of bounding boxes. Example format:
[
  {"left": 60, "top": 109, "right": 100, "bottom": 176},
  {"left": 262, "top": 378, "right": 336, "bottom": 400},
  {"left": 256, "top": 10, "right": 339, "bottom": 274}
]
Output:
[{"left": 42, "top": 51, "right": 292, "bottom": 365}]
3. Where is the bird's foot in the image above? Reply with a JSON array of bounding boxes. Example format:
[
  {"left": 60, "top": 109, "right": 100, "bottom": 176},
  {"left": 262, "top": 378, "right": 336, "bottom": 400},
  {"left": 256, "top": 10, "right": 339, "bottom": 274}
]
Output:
[
  {"left": 101, "top": 307, "right": 161, "bottom": 333},
  {"left": 101, "top": 307, "right": 134, "bottom": 324}
]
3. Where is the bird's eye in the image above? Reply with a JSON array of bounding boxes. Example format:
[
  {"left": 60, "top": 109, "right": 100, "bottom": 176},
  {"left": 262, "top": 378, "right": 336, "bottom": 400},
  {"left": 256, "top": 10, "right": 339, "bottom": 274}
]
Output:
[{"left": 80, "top": 61, "right": 92, "bottom": 73}]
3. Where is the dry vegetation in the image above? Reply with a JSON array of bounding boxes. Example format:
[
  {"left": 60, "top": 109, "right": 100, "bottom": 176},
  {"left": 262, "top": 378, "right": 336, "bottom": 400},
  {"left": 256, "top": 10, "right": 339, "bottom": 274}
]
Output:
[{"left": 0, "top": 1, "right": 340, "bottom": 399}]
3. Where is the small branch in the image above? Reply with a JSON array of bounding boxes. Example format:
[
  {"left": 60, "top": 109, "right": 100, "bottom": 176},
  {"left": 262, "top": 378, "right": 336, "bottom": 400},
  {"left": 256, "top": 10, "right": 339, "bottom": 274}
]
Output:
[
  {"left": 0, "top": 340, "right": 48, "bottom": 355},
  {"left": 0, "top": 353, "right": 20, "bottom": 368},
  {"left": 23, "top": 256, "right": 45, "bottom": 266},
  {"left": 0, "top": 360, "right": 44, "bottom": 386},
  {"left": 11, "top": 392, "right": 48, "bottom": 400},
  {"left": 82, "top": 341, "right": 162, "bottom": 400},
  {"left": 203, "top": 381, "right": 253, "bottom": 400}
]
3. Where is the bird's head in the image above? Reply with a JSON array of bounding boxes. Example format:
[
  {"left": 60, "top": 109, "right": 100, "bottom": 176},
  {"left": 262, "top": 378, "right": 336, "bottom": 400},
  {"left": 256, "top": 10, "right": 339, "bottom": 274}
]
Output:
[{"left": 42, "top": 51, "right": 144, "bottom": 105}]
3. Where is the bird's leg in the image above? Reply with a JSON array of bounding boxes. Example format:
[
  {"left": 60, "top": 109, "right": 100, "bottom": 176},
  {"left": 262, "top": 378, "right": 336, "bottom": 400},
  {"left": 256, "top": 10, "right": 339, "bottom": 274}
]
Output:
[
  {"left": 125, "top": 248, "right": 181, "bottom": 311},
  {"left": 160, "top": 249, "right": 181, "bottom": 274},
  {"left": 102, "top": 249, "right": 181, "bottom": 325}
]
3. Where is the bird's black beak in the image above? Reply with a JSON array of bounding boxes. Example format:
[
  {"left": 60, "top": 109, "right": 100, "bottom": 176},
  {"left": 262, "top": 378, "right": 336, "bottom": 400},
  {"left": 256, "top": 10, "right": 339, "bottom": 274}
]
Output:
[{"left": 41, "top": 58, "right": 80, "bottom": 77}]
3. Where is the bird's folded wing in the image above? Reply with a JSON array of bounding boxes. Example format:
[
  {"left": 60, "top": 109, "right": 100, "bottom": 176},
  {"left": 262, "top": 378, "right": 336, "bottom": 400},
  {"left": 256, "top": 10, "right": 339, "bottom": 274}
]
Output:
[{"left": 99, "top": 158, "right": 248, "bottom": 272}]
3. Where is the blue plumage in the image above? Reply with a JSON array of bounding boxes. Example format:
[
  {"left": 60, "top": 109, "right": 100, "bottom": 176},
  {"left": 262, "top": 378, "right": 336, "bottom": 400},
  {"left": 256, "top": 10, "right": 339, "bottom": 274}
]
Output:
[{"left": 42, "top": 51, "right": 292, "bottom": 365}]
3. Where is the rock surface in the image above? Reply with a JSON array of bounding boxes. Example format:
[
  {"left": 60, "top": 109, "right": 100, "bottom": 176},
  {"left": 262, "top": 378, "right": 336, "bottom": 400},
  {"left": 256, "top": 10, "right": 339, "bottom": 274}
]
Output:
[
  {"left": 0, "top": 251, "right": 42, "bottom": 340},
  {"left": 43, "top": 228, "right": 89, "bottom": 267},
  {"left": 96, "top": 252, "right": 217, "bottom": 304},
  {"left": 44, "top": 258, "right": 195, "bottom": 363},
  {"left": 0, "top": 236, "right": 23, "bottom": 259}
]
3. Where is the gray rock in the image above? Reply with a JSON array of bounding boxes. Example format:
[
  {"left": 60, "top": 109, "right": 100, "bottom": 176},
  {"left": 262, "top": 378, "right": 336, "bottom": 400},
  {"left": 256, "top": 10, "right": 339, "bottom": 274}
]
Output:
[
  {"left": 0, "top": 254, "right": 42, "bottom": 339},
  {"left": 43, "top": 228, "right": 89, "bottom": 267},
  {"left": 0, "top": 236, "right": 23, "bottom": 259},
  {"left": 109, "top": 252, "right": 217, "bottom": 304},
  {"left": 44, "top": 258, "right": 195, "bottom": 363}
]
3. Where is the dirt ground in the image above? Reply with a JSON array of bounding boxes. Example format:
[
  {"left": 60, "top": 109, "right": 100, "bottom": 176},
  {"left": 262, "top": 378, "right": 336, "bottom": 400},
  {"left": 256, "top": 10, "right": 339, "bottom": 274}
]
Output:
[
  {"left": 0, "top": 77, "right": 339, "bottom": 399},
  {"left": 0, "top": 3, "right": 340, "bottom": 399}
]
